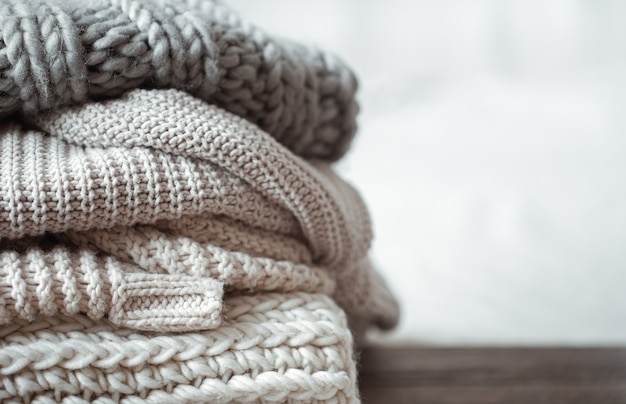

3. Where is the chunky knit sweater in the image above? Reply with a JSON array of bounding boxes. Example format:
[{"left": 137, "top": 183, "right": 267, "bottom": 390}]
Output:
[
  {"left": 0, "top": 0, "right": 358, "bottom": 160},
  {"left": 0, "top": 89, "right": 398, "bottom": 402}
]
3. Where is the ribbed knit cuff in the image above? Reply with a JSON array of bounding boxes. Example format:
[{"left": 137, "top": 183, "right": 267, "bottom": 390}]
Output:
[
  {"left": 0, "top": 248, "right": 224, "bottom": 332},
  {"left": 108, "top": 271, "right": 223, "bottom": 332}
]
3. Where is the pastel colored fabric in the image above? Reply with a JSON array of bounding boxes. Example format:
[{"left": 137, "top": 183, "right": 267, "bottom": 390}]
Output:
[
  {"left": 0, "top": 0, "right": 359, "bottom": 160},
  {"left": 0, "top": 89, "right": 398, "bottom": 402}
]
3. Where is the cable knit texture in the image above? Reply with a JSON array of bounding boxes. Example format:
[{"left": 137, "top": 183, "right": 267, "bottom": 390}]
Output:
[
  {"left": 0, "top": 89, "right": 399, "bottom": 402},
  {"left": 0, "top": 0, "right": 358, "bottom": 160},
  {"left": 0, "top": 293, "right": 358, "bottom": 403}
]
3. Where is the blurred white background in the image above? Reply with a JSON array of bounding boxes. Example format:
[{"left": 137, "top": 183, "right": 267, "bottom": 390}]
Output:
[{"left": 230, "top": 0, "right": 626, "bottom": 345}]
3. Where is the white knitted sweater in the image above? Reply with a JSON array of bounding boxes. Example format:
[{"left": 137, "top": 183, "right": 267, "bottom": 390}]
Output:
[{"left": 0, "top": 89, "right": 399, "bottom": 403}]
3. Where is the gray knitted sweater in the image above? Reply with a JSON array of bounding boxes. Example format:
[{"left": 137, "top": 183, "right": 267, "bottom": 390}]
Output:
[{"left": 0, "top": 0, "right": 359, "bottom": 160}]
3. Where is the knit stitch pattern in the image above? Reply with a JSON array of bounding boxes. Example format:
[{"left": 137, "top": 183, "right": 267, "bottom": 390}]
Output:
[
  {"left": 0, "top": 245, "right": 224, "bottom": 331},
  {"left": 0, "top": 0, "right": 358, "bottom": 160},
  {"left": 0, "top": 89, "right": 399, "bottom": 402},
  {"left": 0, "top": 88, "right": 398, "bottom": 334},
  {"left": 0, "top": 292, "right": 358, "bottom": 403}
]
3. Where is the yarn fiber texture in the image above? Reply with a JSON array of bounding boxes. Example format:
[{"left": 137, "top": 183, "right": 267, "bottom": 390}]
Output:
[
  {"left": 1, "top": 293, "right": 358, "bottom": 403},
  {"left": 0, "top": 0, "right": 358, "bottom": 160},
  {"left": 0, "top": 89, "right": 399, "bottom": 402}
]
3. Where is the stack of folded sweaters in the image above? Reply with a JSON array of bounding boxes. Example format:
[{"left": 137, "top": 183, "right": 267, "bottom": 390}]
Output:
[{"left": 0, "top": 0, "right": 399, "bottom": 402}]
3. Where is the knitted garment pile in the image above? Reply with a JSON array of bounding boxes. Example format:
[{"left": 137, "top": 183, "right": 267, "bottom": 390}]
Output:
[{"left": 0, "top": 1, "right": 399, "bottom": 403}]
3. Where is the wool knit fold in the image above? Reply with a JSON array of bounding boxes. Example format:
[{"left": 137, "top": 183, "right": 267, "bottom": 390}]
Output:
[
  {"left": 0, "top": 88, "right": 398, "bottom": 402},
  {"left": 1, "top": 293, "right": 359, "bottom": 403},
  {"left": 0, "top": 0, "right": 358, "bottom": 160}
]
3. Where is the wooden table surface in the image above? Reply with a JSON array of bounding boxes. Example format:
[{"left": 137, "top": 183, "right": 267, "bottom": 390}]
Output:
[{"left": 358, "top": 347, "right": 626, "bottom": 403}]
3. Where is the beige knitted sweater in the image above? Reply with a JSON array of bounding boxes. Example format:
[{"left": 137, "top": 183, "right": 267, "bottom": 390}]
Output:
[{"left": 0, "top": 89, "right": 398, "bottom": 402}]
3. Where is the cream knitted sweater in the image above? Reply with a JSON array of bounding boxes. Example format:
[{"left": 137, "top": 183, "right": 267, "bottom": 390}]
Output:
[{"left": 0, "top": 89, "right": 398, "bottom": 402}]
